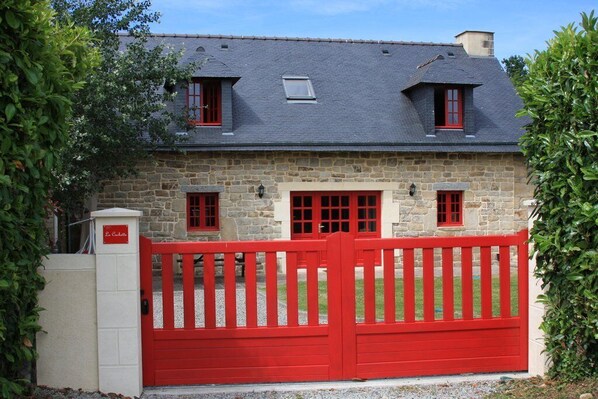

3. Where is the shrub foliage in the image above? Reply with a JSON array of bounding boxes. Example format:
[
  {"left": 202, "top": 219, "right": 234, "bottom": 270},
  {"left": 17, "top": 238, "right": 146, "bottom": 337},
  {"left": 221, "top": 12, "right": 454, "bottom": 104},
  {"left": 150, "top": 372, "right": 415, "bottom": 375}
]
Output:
[
  {"left": 518, "top": 11, "right": 598, "bottom": 379},
  {"left": 502, "top": 55, "right": 529, "bottom": 90},
  {"left": 0, "top": 1, "right": 95, "bottom": 396}
]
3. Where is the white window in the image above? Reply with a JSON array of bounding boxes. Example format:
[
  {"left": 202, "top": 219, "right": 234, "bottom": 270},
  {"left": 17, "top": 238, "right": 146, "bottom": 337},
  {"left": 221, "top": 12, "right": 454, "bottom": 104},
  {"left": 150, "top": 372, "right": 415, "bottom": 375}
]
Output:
[{"left": 282, "top": 76, "right": 316, "bottom": 101}]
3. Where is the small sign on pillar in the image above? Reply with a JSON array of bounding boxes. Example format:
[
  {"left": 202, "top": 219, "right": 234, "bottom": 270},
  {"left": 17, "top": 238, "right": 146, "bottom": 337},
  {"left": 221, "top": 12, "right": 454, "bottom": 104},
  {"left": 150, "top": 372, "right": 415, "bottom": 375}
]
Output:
[{"left": 103, "top": 225, "right": 129, "bottom": 244}]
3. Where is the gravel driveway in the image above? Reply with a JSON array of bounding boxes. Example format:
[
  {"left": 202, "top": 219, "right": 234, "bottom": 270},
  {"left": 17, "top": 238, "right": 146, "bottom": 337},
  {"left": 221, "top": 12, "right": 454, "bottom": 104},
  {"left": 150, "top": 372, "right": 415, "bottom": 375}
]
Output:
[{"left": 141, "top": 375, "right": 516, "bottom": 398}]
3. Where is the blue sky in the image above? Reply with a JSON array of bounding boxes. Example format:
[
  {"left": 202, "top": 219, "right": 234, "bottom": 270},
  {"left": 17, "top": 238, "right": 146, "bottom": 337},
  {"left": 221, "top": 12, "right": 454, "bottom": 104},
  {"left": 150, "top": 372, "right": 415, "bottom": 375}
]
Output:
[{"left": 148, "top": 0, "right": 594, "bottom": 63}]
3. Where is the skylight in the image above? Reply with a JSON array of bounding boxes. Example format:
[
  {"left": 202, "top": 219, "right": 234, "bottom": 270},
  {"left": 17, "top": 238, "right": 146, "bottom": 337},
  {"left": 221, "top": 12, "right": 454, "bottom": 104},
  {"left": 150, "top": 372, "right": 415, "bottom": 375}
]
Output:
[{"left": 282, "top": 76, "right": 316, "bottom": 101}]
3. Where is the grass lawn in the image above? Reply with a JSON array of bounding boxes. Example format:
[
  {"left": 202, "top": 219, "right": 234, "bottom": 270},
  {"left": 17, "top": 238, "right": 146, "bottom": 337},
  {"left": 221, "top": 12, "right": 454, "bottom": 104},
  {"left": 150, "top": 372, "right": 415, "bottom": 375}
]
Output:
[{"left": 278, "top": 276, "right": 519, "bottom": 320}]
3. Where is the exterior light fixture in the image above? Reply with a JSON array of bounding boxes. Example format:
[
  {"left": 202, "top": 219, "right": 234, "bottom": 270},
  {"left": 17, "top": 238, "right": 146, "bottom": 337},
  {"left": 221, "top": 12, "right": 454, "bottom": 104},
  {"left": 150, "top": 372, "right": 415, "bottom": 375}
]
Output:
[
  {"left": 258, "top": 184, "right": 265, "bottom": 198},
  {"left": 409, "top": 183, "right": 416, "bottom": 197}
]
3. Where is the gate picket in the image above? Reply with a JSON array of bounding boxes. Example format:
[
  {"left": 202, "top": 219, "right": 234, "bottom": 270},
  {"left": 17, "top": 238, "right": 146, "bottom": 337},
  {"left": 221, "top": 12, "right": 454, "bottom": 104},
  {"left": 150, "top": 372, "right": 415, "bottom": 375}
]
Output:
[
  {"left": 306, "top": 251, "right": 319, "bottom": 326},
  {"left": 363, "top": 250, "right": 376, "bottom": 324},
  {"left": 422, "top": 247, "right": 434, "bottom": 322},
  {"left": 286, "top": 252, "right": 299, "bottom": 327},
  {"left": 383, "top": 249, "right": 396, "bottom": 323},
  {"left": 224, "top": 253, "right": 236, "bottom": 328},
  {"left": 481, "top": 246, "right": 492, "bottom": 319},
  {"left": 203, "top": 254, "right": 216, "bottom": 328},
  {"left": 244, "top": 252, "right": 258, "bottom": 328},
  {"left": 499, "top": 245, "right": 511, "bottom": 318},
  {"left": 265, "top": 252, "right": 278, "bottom": 327},
  {"left": 161, "top": 255, "right": 174, "bottom": 329},
  {"left": 182, "top": 254, "right": 195, "bottom": 329},
  {"left": 403, "top": 248, "right": 415, "bottom": 323},
  {"left": 461, "top": 247, "right": 474, "bottom": 320},
  {"left": 442, "top": 247, "right": 454, "bottom": 321}
]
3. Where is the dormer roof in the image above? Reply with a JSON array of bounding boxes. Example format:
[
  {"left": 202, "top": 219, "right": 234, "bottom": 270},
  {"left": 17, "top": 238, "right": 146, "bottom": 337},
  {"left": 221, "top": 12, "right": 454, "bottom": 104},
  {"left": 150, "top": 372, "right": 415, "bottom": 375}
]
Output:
[
  {"left": 187, "top": 52, "right": 241, "bottom": 83},
  {"left": 402, "top": 55, "right": 483, "bottom": 92}
]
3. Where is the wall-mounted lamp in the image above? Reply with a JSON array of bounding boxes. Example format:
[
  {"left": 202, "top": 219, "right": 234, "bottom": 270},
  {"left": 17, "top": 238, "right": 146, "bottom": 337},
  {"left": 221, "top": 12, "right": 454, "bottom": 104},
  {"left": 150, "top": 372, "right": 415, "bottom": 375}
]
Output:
[
  {"left": 257, "top": 184, "right": 265, "bottom": 198},
  {"left": 409, "top": 183, "right": 416, "bottom": 197}
]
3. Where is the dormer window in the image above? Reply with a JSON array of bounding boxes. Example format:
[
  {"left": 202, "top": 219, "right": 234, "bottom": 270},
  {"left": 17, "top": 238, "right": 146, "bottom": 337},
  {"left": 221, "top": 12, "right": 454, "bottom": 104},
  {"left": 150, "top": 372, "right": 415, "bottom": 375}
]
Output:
[
  {"left": 434, "top": 87, "right": 463, "bottom": 129},
  {"left": 187, "top": 78, "right": 221, "bottom": 126},
  {"left": 282, "top": 76, "right": 316, "bottom": 101}
]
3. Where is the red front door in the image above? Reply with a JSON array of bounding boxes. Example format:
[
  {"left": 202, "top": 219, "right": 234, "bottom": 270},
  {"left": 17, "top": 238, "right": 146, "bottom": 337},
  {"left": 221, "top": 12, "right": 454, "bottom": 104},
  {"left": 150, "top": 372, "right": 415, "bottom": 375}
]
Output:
[{"left": 291, "top": 191, "right": 381, "bottom": 263}]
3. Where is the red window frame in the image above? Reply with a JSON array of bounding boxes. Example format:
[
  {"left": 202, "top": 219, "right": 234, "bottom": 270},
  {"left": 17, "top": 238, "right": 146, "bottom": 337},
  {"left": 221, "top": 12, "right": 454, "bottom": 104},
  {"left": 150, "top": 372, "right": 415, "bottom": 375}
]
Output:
[
  {"left": 187, "top": 193, "right": 219, "bottom": 231},
  {"left": 291, "top": 194, "right": 315, "bottom": 239},
  {"left": 435, "top": 87, "right": 463, "bottom": 129},
  {"left": 187, "top": 78, "right": 221, "bottom": 126},
  {"left": 290, "top": 191, "right": 381, "bottom": 239},
  {"left": 437, "top": 191, "right": 463, "bottom": 227}
]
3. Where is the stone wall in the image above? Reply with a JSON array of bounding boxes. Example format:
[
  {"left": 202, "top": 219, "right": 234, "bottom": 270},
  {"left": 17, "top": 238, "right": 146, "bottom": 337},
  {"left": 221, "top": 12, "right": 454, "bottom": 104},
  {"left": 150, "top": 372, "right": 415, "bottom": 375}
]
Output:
[{"left": 96, "top": 151, "right": 532, "bottom": 241}]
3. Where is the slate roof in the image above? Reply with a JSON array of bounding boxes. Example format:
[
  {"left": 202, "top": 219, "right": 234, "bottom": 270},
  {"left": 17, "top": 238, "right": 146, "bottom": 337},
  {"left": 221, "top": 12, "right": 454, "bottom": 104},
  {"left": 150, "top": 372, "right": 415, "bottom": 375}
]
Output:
[
  {"left": 187, "top": 51, "right": 241, "bottom": 81},
  {"left": 131, "top": 34, "right": 527, "bottom": 153},
  {"left": 402, "top": 55, "right": 483, "bottom": 91}
]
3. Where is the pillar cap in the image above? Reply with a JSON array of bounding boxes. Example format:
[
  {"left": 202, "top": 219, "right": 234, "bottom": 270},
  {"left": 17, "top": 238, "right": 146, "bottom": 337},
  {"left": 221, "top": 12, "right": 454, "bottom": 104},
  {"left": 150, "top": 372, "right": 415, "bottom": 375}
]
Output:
[
  {"left": 523, "top": 199, "right": 537, "bottom": 207},
  {"left": 91, "top": 208, "right": 143, "bottom": 218}
]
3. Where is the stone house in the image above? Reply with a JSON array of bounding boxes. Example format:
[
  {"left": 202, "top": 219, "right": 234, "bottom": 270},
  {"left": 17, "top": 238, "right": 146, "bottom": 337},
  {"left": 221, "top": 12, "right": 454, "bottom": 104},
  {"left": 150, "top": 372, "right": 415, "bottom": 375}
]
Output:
[{"left": 97, "top": 31, "right": 531, "bottom": 245}]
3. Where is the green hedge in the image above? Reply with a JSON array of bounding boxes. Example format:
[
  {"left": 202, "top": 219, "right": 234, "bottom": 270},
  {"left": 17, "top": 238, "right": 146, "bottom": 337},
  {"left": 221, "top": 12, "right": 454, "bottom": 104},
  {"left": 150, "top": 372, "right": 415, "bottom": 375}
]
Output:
[
  {"left": 0, "top": 1, "right": 96, "bottom": 397},
  {"left": 518, "top": 11, "right": 598, "bottom": 380}
]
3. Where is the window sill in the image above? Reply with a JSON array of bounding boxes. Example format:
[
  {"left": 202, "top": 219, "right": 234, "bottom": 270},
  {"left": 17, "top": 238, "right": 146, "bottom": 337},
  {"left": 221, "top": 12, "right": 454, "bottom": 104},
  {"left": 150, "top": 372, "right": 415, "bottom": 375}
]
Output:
[
  {"left": 187, "top": 230, "right": 220, "bottom": 236},
  {"left": 435, "top": 127, "right": 464, "bottom": 131},
  {"left": 437, "top": 226, "right": 465, "bottom": 231},
  {"left": 286, "top": 99, "right": 318, "bottom": 104}
]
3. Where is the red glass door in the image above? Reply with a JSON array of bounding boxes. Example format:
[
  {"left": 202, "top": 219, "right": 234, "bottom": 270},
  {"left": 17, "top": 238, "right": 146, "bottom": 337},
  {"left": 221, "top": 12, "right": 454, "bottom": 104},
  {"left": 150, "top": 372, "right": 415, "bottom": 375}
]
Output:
[{"left": 291, "top": 191, "right": 381, "bottom": 265}]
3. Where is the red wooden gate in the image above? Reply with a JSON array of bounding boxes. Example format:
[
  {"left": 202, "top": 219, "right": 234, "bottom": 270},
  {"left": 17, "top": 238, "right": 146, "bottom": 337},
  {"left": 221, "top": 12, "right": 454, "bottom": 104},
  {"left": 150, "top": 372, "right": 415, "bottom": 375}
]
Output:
[{"left": 140, "top": 230, "right": 528, "bottom": 386}]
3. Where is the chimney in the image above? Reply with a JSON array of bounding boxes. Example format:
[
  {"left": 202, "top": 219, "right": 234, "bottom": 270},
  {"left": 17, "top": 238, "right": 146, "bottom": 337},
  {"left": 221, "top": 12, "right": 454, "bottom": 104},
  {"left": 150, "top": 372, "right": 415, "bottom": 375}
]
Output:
[{"left": 455, "top": 31, "right": 494, "bottom": 57}]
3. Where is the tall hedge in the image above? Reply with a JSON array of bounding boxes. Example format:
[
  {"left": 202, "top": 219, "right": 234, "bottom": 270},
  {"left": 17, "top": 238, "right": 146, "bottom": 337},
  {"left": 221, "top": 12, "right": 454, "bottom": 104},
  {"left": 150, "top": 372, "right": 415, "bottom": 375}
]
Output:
[
  {"left": 0, "top": 1, "right": 96, "bottom": 396},
  {"left": 518, "top": 11, "right": 598, "bottom": 380}
]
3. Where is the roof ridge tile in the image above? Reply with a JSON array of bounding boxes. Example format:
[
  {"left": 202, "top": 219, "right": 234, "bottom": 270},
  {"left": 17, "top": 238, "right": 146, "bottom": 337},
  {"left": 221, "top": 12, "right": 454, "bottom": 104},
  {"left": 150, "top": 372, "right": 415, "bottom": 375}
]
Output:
[{"left": 120, "top": 32, "right": 462, "bottom": 47}]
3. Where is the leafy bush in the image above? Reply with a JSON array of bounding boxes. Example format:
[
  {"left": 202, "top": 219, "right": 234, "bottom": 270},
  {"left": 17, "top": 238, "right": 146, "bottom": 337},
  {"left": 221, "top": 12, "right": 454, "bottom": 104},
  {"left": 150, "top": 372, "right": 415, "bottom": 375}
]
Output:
[
  {"left": 0, "top": 1, "right": 96, "bottom": 397},
  {"left": 518, "top": 11, "right": 598, "bottom": 380},
  {"left": 502, "top": 55, "right": 529, "bottom": 90}
]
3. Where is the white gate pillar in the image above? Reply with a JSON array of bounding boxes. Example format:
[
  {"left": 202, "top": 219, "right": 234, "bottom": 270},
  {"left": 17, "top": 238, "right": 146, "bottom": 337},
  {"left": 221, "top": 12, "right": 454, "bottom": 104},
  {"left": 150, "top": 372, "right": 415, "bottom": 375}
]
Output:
[
  {"left": 524, "top": 200, "right": 550, "bottom": 376},
  {"left": 91, "top": 208, "right": 143, "bottom": 396}
]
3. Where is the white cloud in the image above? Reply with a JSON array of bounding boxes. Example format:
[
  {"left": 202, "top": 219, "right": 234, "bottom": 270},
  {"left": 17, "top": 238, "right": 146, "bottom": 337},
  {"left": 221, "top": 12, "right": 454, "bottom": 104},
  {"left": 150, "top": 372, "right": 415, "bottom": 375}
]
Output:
[{"left": 288, "top": 0, "right": 471, "bottom": 15}]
